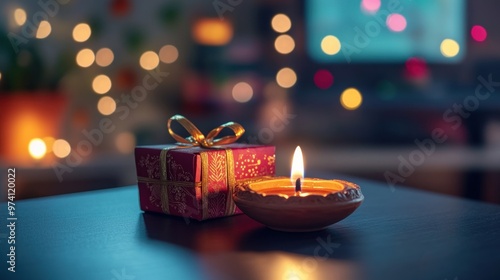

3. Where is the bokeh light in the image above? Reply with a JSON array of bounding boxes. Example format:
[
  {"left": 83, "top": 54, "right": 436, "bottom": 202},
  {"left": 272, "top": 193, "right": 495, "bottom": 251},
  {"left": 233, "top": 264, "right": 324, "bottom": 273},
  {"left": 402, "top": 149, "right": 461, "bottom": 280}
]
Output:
[
  {"left": 276, "top": 68, "right": 297, "bottom": 88},
  {"left": 386, "top": 14, "right": 407, "bottom": 32},
  {"left": 361, "top": 0, "right": 381, "bottom": 14},
  {"left": 440, "top": 39, "right": 460, "bottom": 58},
  {"left": 92, "top": 74, "right": 112, "bottom": 94},
  {"left": 340, "top": 88, "right": 363, "bottom": 110},
  {"left": 36, "top": 21, "right": 52, "bottom": 39},
  {"left": 271, "top": 14, "right": 292, "bottom": 33},
  {"left": 14, "top": 8, "right": 27, "bottom": 26},
  {"left": 97, "top": 96, "right": 116, "bottom": 115},
  {"left": 232, "top": 82, "right": 254, "bottom": 103},
  {"left": 321, "top": 35, "right": 341, "bottom": 55},
  {"left": 115, "top": 132, "right": 136, "bottom": 154},
  {"left": 314, "top": 69, "right": 334, "bottom": 90},
  {"left": 53, "top": 139, "right": 71, "bottom": 158},
  {"left": 159, "top": 45, "right": 179, "bottom": 64},
  {"left": 95, "top": 48, "right": 114, "bottom": 67},
  {"left": 193, "top": 18, "right": 233, "bottom": 46},
  {"left": 28, "top": 138, "right": 47, "bottom": 160},
  {"left": 405, "top": 57, "right": 428, "bottom": 78},
  {"left": 73, "top": 23, "right": 92, "bottom": 42},
  {"left": 139, "top": 51, "right": 160, "bottom": 70},
  {"left": 274, "top": 34, "right": 295, "bottom": 54},
  {"left": 76, "top": 48, "right": 95, "bottom": 68},
  {"left": 471, "top": 25, "right": 487, "bottom": 42}
]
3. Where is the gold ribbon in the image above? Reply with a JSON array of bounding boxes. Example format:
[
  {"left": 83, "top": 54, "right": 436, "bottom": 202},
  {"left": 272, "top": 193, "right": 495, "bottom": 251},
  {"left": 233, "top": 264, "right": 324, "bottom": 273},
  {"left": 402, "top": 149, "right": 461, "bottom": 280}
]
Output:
[
  {"left": 167, "top": 114, "right": 245, "bottom": 148},
  {"left": 143, "top": 115, "right": 246, "bottom": 219}
]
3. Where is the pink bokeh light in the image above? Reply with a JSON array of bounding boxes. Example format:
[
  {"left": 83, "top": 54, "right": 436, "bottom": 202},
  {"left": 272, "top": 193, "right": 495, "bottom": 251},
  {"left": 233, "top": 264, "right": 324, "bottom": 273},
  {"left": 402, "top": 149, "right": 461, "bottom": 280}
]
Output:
[
  {"left": 361, "top": 0, "right": 381, "bottom": 14},
  {"left": 471, "top": 25, "right": 487, "bottom": 42},
  {"left": 313, "top": 69, "right": 334, "bottom": 90},
  {"left": 386, "top": 13, "right": 407, "bottom": 32}
]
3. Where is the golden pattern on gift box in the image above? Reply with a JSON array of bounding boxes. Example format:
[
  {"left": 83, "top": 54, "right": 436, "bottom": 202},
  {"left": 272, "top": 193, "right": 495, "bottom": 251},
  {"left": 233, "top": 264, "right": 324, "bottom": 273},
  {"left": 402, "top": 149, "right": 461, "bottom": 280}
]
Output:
[
  {"left": 170, "top": 183, "right": 198, "bottom": 217},
  {"left": 166, "top": 153, "right": 198, "bottom": 216},
  {"left": 139, "top": 154, "right": 161, "bottom": 179},
  {"left": 138, "top": 154, "right": 162, "bottom": 209},
  {"left": 208, "top": 152, "right": 226, "bottom": 186},
  {"left": 235, "top": 149, "right": 276, "bottom": 178},
  {"left": 167, "top": 153, "right": 194, "bottom": 182},
  {"left": 266, "top": 154, "right": 275, "bottom": 166},
  {"left": 206, "top": 151, "right": 229, "bottom": 218}
]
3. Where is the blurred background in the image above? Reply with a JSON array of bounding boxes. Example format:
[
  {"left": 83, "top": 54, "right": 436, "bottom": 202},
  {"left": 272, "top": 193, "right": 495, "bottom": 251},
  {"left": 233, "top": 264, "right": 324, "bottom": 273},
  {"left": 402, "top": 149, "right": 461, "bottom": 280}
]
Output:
[{"left": 0, "top": 0, "right": 498, "bottom": 203}]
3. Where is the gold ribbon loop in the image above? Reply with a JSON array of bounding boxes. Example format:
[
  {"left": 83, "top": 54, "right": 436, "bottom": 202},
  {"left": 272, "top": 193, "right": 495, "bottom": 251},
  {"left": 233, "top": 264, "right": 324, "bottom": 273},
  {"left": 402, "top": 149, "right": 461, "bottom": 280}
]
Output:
[{"left": 168, "top": 115, "right": 245, "bottom": 148}]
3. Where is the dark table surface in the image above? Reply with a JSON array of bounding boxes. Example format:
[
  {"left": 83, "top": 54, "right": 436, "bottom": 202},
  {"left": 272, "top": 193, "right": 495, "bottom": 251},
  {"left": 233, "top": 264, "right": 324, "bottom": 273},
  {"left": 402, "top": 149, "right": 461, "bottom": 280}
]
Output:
[{"left": 2, "top": 176, "right": 500, "bottom": 280}]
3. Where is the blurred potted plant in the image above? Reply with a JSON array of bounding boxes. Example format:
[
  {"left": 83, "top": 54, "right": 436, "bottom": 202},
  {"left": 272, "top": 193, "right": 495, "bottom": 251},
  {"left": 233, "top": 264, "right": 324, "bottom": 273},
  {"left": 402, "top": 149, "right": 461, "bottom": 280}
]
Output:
[{"left": 0, "top": 27, "right": 72, "bottom": 165}]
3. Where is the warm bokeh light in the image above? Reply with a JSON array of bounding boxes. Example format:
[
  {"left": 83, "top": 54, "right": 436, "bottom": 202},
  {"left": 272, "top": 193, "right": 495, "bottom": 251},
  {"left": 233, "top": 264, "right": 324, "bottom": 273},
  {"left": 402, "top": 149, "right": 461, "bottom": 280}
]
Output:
[
  {"left": 36, "top": 21, "right": 52, "bottom": 39},
  {"left": 97, "top": 96, "right": 116, "bottom": 115},
  {"left": 42, "top": 137, "right": 55, "bottom": 153},
  {"left": 314, "top": 69, "right": 334, "bottom": 89},
  {"left": 192, "top": 18, "right": 233, "bottom": 46},
  {"left": 471, "top": 25, "right": 487, "bottom": 42},
  {"left": 14, "top": 8, "right": 27, "bottom": 26},
  {"left": 274, "top": 35, "right": 295, "bottom": 54},
  {"left": 271, "top": 14, "right": 292, "bottom": 33},
  {"left": 361, "top": 0, "right": 381, "bottom": 14},
  {"left": 73, "top": 23, "right": 92, "bottom": 42},
  {"left": 232, "top": 82, "right": 254, "bottom": 103},
  {"left": 159, "top": 45, "right": 179, "bottom": 64},
  {"left": 276, "top": 68, "right": 297, "bottom": 89},
  {"left": 95, "top": 48, "right": 114, "bottom": 67},
  {"left": 139, "top": 51, "right": 160, "bottom": 70},
  {"left": 28, "top": 138, "right": 47, "bottom": 160},
  {"left": 76, "top": 48, "right": 95, "bottom": 68},
  {"left": 340, "top": 88, "right": 363, "bottom": 110},
  {"left": 440, "top": 39, "right": 460, "bottom": 58},
  {"left": 386, "top": 14, "right": 407, "bottom": 32},
  {"left": 53, "top": 139, "right": 71, "bottom": 158},
  {"left": 115, "top": 132, "right": 136, "bottom": 154},
  {"left": 321, "top": 35, "right": 341, "bottom": 55},
  {"left": 92, "top": 74, "right": 112, "bottom": 94}
]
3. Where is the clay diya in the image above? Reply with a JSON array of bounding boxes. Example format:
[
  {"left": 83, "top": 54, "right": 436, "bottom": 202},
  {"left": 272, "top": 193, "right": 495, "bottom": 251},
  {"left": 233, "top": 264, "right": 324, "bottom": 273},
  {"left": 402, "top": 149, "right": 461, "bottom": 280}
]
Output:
[{"left": 233, "top": 146, "right": 363, "bottom": 232}]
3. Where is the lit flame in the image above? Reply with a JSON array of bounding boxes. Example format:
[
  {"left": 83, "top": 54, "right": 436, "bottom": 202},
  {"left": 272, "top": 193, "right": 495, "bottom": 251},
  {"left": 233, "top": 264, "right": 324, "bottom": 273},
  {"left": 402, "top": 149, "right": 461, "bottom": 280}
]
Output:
[{"left": 291, "top": 146, "right": 304, "bottom": 186}]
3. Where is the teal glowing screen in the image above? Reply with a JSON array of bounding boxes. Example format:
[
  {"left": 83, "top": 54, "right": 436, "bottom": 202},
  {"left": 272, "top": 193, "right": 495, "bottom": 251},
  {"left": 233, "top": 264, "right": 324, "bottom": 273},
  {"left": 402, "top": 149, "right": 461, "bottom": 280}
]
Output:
[{"left": 306, "top": 0, "right": 466, "bottom": 63}]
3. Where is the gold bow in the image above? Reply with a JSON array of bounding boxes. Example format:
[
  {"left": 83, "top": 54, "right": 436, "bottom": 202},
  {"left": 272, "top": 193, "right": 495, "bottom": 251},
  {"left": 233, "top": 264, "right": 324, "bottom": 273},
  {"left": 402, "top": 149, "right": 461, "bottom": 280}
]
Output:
[{"left": 167, "top": 115, "right": 245, "bottom": 148}]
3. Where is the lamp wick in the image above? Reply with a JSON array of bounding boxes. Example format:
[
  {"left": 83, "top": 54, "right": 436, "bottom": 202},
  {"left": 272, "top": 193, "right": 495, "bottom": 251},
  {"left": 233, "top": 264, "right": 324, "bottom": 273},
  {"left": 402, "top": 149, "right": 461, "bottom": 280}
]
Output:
[{"left": 295, "top": 178, "right": 302, "bottom": 193}]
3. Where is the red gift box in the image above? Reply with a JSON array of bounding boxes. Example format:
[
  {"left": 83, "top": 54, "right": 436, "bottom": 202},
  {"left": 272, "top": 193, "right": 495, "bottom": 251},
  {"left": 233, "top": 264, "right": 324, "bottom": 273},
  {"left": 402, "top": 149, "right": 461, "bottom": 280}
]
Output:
[{"left": 135, "top": 143, "right": 275, "bottom": 220}]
